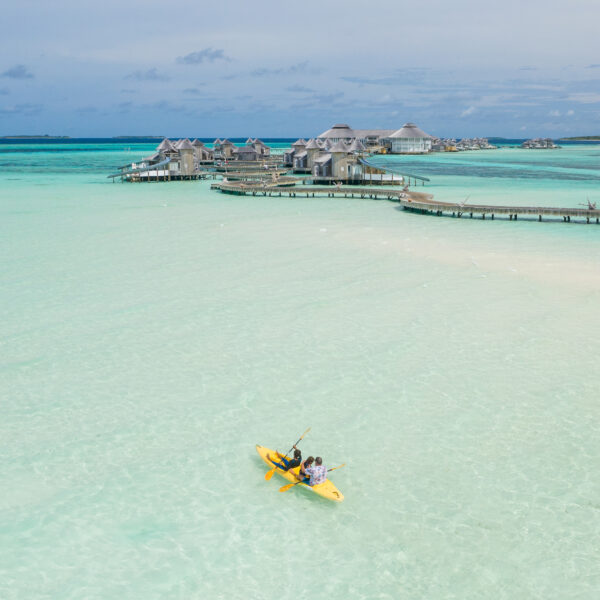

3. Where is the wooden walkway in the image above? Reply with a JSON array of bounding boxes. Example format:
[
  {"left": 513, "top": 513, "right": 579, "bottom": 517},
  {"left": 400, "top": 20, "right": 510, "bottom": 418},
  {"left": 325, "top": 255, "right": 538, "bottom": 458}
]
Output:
[
  {"left": 216, "top": 182, "right": 407, "bottom": 200},
  {"left": 402, "top": 196, "right": 600, "bottom": 223},
  {"left": 211, "top": 176, "right": 297, "bottom": 188},
  {"left": 214, "top": 182, "right": 600, "bottom": 224}
]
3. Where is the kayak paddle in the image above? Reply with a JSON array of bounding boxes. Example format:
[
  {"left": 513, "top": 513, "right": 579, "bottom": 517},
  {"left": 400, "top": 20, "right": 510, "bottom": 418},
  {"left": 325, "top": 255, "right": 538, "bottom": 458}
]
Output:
[
  {"left": 265, "top": 427, "right": 311, "bottom": 481},
  {"left": 278, "top": 463, "right": 345, "bottom": 492}
]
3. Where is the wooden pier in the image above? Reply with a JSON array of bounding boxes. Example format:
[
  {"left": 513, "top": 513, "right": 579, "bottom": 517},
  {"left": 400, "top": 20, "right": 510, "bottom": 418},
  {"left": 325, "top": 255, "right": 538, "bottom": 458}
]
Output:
[
  {"left": 401, "top": 196, "right": 600, "bottom": 223},
  {"left": 215, "top": 182, "right": 407, "bottom": 200},
  {"left": 211, "top": 176, "right": 297, "bottom": 189},
  {"left": 214, "top": 163, "right": 283, "bottom": 173},
  {"left": 213, "top": 182, "right": 600, "bottom": 224}
]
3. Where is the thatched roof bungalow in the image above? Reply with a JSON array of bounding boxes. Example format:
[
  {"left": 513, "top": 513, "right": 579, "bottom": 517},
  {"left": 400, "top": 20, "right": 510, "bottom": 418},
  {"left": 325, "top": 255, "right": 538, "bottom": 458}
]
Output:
[
  {"left": 317, "top": 124, "right": 394, "bottom": 146},
  {"left": 386, "top": 123, "right": 432, "bottom": 154},
  {"left": 234, "top": 145, "right": 259, "bottom": 161},
  {"left": 157, "top": 138, "right": 176, "bottom": 153},
  {"left": 317, "top": 124, "right": 355, "bottom": 143}
]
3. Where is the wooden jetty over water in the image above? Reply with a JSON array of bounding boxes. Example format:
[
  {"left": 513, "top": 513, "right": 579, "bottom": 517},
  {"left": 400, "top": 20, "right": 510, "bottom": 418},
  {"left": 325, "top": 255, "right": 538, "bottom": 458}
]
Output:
[
  {"left": 213, "top": 182, "right": 600, "bottom": 224},
  {"left": 402, "top": 197, "right": 600, "bottom": 223}
]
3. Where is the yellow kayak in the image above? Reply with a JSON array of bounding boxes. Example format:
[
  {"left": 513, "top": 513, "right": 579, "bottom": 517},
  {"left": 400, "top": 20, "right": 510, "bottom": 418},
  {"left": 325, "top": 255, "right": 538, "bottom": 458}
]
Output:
[{"left": 256, "top": 444, "right": 344, "bottom": 502}]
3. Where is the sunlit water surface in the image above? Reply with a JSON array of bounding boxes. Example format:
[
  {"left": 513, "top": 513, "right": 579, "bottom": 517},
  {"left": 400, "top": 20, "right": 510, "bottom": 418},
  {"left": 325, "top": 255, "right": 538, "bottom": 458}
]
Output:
[{"left": 1, "top": 141, "right": 599, "bottom": 599}]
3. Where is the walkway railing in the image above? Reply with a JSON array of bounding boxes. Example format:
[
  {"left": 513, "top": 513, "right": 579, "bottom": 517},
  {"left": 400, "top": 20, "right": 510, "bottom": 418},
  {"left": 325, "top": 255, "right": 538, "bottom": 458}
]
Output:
[
  {"left": 214, "top": 181, "right": 600, "bottom": 223},
  {"left": 359, "top": 157, "right": 430, "bottom": 183}
]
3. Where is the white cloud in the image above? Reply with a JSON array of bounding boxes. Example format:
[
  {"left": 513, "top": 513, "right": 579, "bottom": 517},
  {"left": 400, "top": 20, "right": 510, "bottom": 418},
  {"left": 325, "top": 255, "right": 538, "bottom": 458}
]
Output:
[
  {"left": 461, "top": 106, "right": 476, "bottom": 117},
  {"left": 566, "top": 93, "right": 600, "bottom": 104},
  {"left": 548, "top": 109, "right": 560, "bottom": 117},
  {"left": 566, "top": 109, "right": 575, "bottom": 116}
]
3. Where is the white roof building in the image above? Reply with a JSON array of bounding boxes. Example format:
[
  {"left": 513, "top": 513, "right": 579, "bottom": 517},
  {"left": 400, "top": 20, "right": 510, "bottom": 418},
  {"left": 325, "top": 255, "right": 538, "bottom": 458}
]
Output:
[
  {"left": 386, "top": 123, "right": 433, "bottom": 154},
  {"left": 317, "top": 124, "right": 355, "bottom": 142},
  {"left": 317, "top": 123, "right": 396, "bottom": 146}
]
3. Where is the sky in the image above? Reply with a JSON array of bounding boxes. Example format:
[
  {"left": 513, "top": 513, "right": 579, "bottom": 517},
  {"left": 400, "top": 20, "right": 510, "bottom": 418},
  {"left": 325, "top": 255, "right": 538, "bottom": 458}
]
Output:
[{"left": 1, "top": 0, "right": 600, "bottom": 138}]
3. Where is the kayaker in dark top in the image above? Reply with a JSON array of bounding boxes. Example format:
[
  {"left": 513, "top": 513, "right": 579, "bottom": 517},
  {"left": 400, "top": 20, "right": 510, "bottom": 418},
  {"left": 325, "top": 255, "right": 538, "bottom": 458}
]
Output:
[{"left": 267, "top": 446, "right": 302, "bottom": 471}]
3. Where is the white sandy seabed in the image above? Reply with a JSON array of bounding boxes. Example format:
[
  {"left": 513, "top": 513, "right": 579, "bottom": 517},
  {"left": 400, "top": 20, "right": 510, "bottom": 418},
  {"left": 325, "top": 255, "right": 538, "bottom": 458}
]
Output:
[{"left": 1, "top": 146, "right": 600, "bottom": 599}]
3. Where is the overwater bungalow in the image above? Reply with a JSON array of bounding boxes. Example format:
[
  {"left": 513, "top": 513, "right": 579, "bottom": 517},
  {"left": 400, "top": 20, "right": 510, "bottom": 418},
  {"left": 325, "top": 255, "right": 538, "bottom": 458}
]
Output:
[
  {"left": 431, "top": 138, "right": 458, "bottom": 152},
  {"left": 283, "top": 139, "right": 307, "bottom": 166},
  {"left": 303, "top": 138, "right": 396, "bottom": 184},
  {"left": 293, "top": 148, "right": 308, "bottom": 171},
  {"left": 279, "top": 133, "right": 400, "bottom": 184},
  {"left": 214, "top": 139, "right": 236, "bottom": 159},
  {"left": 316, "top": 122, "right": 433, "bottom": 154},
  {"left": 109, "top": 137, "right": 215, "bottom": 181},
  {"left": 317, "top": 124, "right": 393, "bottom": 147},
  {"left": 317, "top": 124, "right": 356, "bottom": 143},
  {"left": 520, "top": 138, "right": 560, "bottom": 149},
  {"left": 384, "top": 123, "right": 433, "bottom": 154},
  {"left": 454, "top": 137, "right": 497, "bottom": 151},
  {"left": 232, "top": 138, "right": 271, "bottom": 160},
  {"left": 192, "top": 139, "right": 214, "bottom": 163},
  {"left": 211, "top": 138, "right": 272, "bottom": 162}
]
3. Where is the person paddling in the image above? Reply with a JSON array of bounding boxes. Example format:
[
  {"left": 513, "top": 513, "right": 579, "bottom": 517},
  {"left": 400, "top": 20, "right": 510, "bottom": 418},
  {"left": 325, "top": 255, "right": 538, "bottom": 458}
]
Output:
[{"left": 267, "top": 445, "right": 302, "bottom": 472}]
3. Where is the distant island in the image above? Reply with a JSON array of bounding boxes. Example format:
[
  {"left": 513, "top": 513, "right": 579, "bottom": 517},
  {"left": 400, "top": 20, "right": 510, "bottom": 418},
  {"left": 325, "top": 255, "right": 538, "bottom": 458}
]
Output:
[
  {"left": 1, "top": 135, "right": 71, "bottom": 139},
  {"left": 559, "top": 136, "right": 600, "bottom": 141},
  {"left": 112, "top": 136, "right": 164, "bottom": 139}
]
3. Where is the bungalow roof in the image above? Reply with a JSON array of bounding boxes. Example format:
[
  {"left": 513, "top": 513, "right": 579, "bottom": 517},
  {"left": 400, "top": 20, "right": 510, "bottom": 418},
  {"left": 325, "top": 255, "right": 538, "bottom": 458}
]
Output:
[
  {"left": 348, "top": 139, "right": 366, "bottom": 152},
  {"left": 314, "top": 153, "right": 332, "bottom": 164},
  {"left": 388, "top": 122, "right": 432, "bottom": 139},
  {"left": 157, "top": 138, "right": 174, "bottom": 151},
  {"left": 318, "top": 123, "right": 355, "bottom": 139},
  {"left": 330, "top": 140, "right": 349, "bottom": 153}
]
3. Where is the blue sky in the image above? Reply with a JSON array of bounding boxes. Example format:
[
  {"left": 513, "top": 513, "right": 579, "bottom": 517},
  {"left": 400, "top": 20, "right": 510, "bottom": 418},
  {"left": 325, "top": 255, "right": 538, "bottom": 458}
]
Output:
[{"left": 1, "top": 0, "right": 600, "bottom": 138}]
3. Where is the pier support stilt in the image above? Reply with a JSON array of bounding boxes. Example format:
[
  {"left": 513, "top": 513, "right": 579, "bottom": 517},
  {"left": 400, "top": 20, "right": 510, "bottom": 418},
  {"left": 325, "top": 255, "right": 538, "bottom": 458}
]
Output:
[{"left": 539, "top": 215, "right": 542, "bottom": 222}]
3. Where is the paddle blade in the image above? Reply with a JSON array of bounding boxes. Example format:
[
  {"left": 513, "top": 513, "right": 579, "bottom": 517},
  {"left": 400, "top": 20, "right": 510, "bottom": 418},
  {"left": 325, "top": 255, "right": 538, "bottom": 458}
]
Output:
[
  {"left": 279, "top": 482, "right": 297, "bottom": 492},
  {"left": 298, "top": 427, "right": 311, "bottom": 442},
  {"left": 265, "top": 467, "right": 276, "bottom": 481},
  {"left": 328, "top": 463, "right": 346, "bottom": 473}
]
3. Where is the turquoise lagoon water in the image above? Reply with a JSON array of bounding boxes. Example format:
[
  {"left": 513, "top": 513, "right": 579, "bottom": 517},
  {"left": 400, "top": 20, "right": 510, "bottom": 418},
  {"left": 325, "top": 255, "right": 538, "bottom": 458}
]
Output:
[{"left": 1, "top": 141, "right": 599, "bottom": 599}]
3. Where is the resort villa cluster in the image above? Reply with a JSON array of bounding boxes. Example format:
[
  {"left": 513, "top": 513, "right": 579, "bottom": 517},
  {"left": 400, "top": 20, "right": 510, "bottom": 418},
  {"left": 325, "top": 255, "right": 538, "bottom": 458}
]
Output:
[
  {"left": 112, "top": 121, "right": 439, "bottom": 184},
  {"left": 106, "top": 122, "right": 600, "bottom": 225},
  {"left": 110, "top": 120, "right": 545, "bottom": 186},
  {"left": 520, "top": 138, "right": 561, "bottom": 149},
  {"left": 282, "top": 122, "right": 434, "bottom": 179}
]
